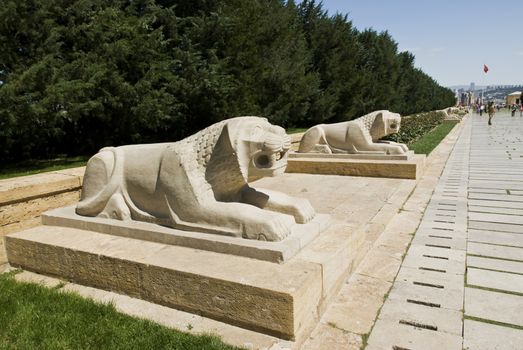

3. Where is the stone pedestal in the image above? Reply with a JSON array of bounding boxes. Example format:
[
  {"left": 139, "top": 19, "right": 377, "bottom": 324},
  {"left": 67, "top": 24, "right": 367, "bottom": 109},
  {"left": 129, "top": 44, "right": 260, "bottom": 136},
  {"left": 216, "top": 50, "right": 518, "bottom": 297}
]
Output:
[{"left": 286, "top": 154, "right": 425, "bottom": 180}]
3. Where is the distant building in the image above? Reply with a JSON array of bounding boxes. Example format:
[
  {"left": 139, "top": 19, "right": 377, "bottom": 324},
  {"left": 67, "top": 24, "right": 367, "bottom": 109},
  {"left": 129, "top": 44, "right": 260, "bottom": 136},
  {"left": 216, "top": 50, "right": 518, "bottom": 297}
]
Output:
[
  {"left": 469, "top": 82, "right": 475, "bottom": 91},
  {"left": 506, "top": 91, "right": 522, "bottom": 105}
]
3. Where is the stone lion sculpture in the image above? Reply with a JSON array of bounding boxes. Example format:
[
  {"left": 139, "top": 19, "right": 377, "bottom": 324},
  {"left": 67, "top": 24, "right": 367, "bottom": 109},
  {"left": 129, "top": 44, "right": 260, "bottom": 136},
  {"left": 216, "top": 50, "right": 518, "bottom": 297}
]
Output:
[
  {"left": 298, "top": 110, "right": 408, "bottom": 155},
  {"left": 76, "top": 117, "right": 315, "bottom": 241}
]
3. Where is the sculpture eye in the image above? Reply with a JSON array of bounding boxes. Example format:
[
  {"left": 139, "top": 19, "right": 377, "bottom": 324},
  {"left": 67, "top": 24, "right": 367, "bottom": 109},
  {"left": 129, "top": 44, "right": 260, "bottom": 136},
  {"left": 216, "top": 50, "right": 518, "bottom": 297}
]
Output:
[
  {"left": 251, "top": 125, "right": 263, "bottom": 138},
  {"left": 390, "top": 123, "right": 397, "bottom": 129},
  {"left": 256, "top": 154, "right": 270, "bottom": 167}
]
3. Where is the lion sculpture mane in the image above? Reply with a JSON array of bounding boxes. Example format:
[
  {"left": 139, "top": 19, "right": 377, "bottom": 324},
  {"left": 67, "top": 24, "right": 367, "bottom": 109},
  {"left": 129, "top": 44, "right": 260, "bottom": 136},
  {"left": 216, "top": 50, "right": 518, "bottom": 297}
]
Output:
[
  {"left": 76, "top": 117, "right": 315, "bottom": 241},
  {"left": 298, "top": 110, "right": 408, "bottom": 155}
]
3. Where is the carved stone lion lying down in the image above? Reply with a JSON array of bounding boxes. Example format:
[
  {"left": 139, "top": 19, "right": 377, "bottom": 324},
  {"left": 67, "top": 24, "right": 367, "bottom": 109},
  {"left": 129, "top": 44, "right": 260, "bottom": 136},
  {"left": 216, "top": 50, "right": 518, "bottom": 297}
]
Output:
[
  {"left": 298, "top": 110, "right": 409, "bottom": 155},
  {"left": 76, "top": 117, "right": 315, "bottom": 241}
]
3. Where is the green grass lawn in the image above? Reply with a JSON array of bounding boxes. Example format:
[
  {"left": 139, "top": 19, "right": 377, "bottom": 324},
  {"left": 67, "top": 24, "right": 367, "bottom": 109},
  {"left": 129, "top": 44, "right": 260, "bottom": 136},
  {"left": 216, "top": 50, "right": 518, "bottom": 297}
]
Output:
[
  {"left": 0, "top": 156, "right": 89, "bottom": 180},
  {"left": 0, "top": 272, "right": 242, "bottom": 350},
  {"left": 409, "top": 120, "right": 459, "bottom": 155},
  {"left": 286, "top": 128, "right": 308, "bottom": 134}
]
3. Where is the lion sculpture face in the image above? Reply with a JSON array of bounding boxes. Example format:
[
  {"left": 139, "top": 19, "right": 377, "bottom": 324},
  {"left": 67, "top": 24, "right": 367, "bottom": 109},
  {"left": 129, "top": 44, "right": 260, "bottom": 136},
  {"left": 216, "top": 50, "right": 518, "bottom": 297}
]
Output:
[
  {"left": 369, "top": 111, "right": 401, "bottom": 141},
  {"left": 226, "top": 117, "right": 292, "bottom": 180}
]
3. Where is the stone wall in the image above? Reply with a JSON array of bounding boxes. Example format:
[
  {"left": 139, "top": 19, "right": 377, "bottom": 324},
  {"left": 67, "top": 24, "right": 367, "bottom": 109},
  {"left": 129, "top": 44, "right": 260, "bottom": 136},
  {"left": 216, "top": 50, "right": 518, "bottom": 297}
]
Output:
[{"left": 0, "top": 167, "right": 85, "bottom": 268}]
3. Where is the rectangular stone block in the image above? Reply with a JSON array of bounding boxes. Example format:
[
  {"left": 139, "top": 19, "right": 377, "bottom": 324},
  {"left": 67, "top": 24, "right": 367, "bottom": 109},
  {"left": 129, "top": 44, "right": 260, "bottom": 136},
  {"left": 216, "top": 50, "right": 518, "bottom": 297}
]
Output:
[
  {"left": 289, "top": 151, "right": 414, "bottom": 161},
  {"left": 367, "top": 318, "right": 462, "bottom": 350},
  {"left": 0, "top": 167, "right": 84, "bottom": 205},
  {"left": 321, "top": 273, "right": 392, "bottom": 335},
  {"left": 468, "top": 242, "right": 523, "bottom": 261},
  {"left": 1, "top": 191, "right": 80, "bottom": 228},
  {"left": 464, "top": 319, "right": 522, "bottom": 350},
  {"left": 465, "top": 287, "right": 523, "bottom": 327},
  {"left": 388, "top": 280, "right": 464, "bottom": 311},
  {"left": 468, "top": 229, "right": 523, "bottom": 248},
  {"left": 378, "top": 298, "right": 463, "bottom": 335},
  {"left": 285, "top": 154, "right": 425, "bottom": 179},
  {"left": 5, "top": 226, "right": 322, "bottom": 340},
  {"left": 467, "top": 255, "right": 523, "bottom": 274},
  {"left": 42, "top": 206, "right": 330, "bottom": 264},
  {"left": 467, "top": 268, "right": 523, "bottom": 294}
]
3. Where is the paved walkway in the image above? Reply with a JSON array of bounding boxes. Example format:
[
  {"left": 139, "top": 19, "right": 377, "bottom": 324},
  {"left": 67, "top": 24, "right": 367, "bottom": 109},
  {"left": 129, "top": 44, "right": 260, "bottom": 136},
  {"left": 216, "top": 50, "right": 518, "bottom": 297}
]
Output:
[{"left": 367, "top": 111, "right": 523, "bottom": 349}]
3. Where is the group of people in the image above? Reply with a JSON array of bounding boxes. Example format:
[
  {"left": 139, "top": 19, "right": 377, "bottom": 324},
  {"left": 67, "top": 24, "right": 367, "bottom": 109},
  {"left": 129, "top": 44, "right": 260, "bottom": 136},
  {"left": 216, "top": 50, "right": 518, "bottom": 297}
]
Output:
[{"left": 472, "top": 102, "right": 523, "bottom": 125}]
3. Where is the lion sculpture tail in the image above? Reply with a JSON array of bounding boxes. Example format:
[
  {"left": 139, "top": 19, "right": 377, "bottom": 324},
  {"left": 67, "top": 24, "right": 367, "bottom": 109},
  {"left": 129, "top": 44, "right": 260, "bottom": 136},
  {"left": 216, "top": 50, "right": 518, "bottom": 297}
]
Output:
[{"left": 76, "top": 147, "right": 131, "bottom": 220}]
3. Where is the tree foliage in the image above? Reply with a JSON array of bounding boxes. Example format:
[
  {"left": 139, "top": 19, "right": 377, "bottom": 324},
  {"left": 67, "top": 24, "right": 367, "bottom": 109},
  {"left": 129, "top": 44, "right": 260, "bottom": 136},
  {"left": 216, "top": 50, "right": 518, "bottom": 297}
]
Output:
[{"left": 0, "top": 0, "right": 456, "bottom": 163}]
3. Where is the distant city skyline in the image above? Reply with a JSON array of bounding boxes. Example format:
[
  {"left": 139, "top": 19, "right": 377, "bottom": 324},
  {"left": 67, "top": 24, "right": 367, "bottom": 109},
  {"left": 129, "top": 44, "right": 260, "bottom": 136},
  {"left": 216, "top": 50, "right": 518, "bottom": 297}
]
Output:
[{"left": 320, "top": 0, "right": 522, "bottom": 88}]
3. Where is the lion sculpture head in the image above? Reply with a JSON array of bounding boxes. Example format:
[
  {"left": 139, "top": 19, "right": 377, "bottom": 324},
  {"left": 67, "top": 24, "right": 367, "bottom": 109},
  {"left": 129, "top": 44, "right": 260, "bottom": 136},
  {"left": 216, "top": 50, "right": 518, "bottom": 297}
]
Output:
[{"left": 368, "top": 111, "right": 402, "bottom": 141}]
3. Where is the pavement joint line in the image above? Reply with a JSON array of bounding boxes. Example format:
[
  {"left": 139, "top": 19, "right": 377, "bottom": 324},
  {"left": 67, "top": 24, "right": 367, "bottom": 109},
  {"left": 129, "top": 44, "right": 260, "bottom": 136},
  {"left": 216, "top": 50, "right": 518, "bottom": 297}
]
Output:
[
  {"left": 466, "top": 266, "right": 523, "bottom": 277},
  {"left": 469, "top": 210, "right": 523, "bottom": 217},
  {"left": 463, "top": 315, "right": 523, "bottom": 331},
  {"left": 466, "top": 240, "right": 523, "bottom": 250},
  {"left": 467, "top": 253, "right": 523, "bottom": 263}
]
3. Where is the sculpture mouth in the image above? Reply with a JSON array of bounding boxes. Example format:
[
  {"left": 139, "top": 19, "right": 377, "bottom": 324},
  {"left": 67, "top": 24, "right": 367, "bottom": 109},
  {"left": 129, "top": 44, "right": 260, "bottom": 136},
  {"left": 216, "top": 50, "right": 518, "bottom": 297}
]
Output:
[{"left": 254, "top": 150, "right": 288, "bottom": 169}]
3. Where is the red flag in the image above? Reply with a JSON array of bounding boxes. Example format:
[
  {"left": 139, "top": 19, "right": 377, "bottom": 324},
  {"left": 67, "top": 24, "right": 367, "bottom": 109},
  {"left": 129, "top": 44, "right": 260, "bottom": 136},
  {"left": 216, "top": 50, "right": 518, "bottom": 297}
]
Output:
[{"left": 483, "top": 64, "right": 489, "bottom": 73}]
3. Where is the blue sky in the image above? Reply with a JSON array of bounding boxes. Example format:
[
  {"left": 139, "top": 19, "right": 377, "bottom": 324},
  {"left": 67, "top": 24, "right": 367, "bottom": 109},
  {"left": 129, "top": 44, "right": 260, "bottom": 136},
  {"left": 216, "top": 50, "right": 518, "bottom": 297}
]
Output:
[{"left": 320, "top": 0, "right": 522, "bottom": 87}]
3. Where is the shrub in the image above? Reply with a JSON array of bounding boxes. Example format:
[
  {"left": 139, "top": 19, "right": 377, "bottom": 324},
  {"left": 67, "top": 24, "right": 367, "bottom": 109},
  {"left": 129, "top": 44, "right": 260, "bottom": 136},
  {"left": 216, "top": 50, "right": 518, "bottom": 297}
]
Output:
[{"left": 384, "top": 111, "right": 447, "bottom": 145}]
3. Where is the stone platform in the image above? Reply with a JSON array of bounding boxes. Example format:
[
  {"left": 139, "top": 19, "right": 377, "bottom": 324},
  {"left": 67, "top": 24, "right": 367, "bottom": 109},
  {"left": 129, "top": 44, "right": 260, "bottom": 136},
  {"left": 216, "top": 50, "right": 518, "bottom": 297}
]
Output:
[
  {"left": 42, "top": 206, "right": 331, "bottom": 263},
  {"left": 289, "top": 150, "right": 414, "bottom": 161},
  {"left": 5, "top": 173, "right": 417, "bottom": 345},
  {"left": 286, "top": 153, "right": 425, "bottom": 179}
]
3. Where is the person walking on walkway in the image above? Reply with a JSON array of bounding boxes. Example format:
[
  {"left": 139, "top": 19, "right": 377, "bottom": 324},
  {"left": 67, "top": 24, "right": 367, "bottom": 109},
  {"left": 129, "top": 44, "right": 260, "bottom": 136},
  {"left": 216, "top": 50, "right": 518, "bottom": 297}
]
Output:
[{"left": 488, "top": 101, "right": 495, "bottom": 125}]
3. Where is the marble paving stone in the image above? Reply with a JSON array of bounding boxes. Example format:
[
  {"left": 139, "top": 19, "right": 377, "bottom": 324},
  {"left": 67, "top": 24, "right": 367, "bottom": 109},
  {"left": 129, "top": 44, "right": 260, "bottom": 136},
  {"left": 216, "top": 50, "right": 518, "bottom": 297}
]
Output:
[
  {"left": 469, "top": 212, "right": 523, "bottom": 225},
  {"left": 467, "top": 267, "right": 523, "bottom": 294},
  {"left": 14, "top": 270, "right": 67, "bottom": 288},
  {"left": 463, "top": 319, "right": 523, "bottom": 350},
  {"left": 467, "top": 255, "right": 523, "bottom": 274},
  {"left": 411, "top": 234, "right": 467, "bottom": 251},
  {"left": 367, "top": 319, "right": 462, "bottom": 350},
  {"left": 377, "top": 298, "right": 463, "bottom": 335},
  {"left": 465, "top": 287, "right": 523, "bottom": 327},
  {"left": 301, "top": 324, "right": 362, "bottom": 350},
  {"left": 321, "top": 273, "right": 392, "bottom": 335},
  {"left": 468, "top": 229, "right": 523, "bottom": 248},
  {"left": 469, "top": 221, "right": 523, "bottom": 234},
  {"left": 468, "top": 193, "right": 523, "bottom": 202},
  {"left": 387, "top": 280, "right": 464, "bottom": 311},
  {"left": 468, "top": 199, "right": 523, "bottom": 210},
  {"left": 355, "top": 247, "right": 402, "bottom": 283},
  {"left": 406, "top": 244, "right": 466, "bottom": 262},
  {"left": 396, "top": 266, "right": 464, "bottom": 291},
  {"left": 469, "top": 205, "right": 523, "bottom": 216},
  {"left": 402, "top": 253, "right": 465, "bottom": 275},
  {"left": 468, "top": 242, "right": 523, "bottom": 261}
]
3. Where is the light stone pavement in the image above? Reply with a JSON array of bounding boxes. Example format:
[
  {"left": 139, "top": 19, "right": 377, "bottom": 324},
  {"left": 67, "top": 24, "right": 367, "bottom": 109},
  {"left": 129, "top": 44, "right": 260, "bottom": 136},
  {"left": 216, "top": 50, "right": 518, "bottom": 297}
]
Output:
[{"left": 367, "top": 111, "right": 523, "bottom": 350}]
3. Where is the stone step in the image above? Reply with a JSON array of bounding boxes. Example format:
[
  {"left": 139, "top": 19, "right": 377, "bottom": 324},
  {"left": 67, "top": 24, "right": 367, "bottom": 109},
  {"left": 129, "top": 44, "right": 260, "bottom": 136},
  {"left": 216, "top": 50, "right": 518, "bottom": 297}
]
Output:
[
  {"left": 285, "top": 154, "right": 425, "bottom": 180},
  {"left": 5, "top": 225, "right": 323, "bottom": 340}
]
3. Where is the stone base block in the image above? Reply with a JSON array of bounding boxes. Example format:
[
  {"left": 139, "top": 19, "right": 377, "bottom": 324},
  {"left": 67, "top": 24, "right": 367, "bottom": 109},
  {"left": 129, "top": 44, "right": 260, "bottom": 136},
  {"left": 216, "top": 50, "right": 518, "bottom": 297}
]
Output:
[
  {"left": 42, "top": 206, "right": 331, "bottom": 263},
  {"left": 290, "top": 150, "right": 414, "bottom": 161},
  {"left": 286, "top": 154, "right": 426, "bottom": 179},
  {"left": 6, "top": 226, "right": 322, "bottom": 340}
]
